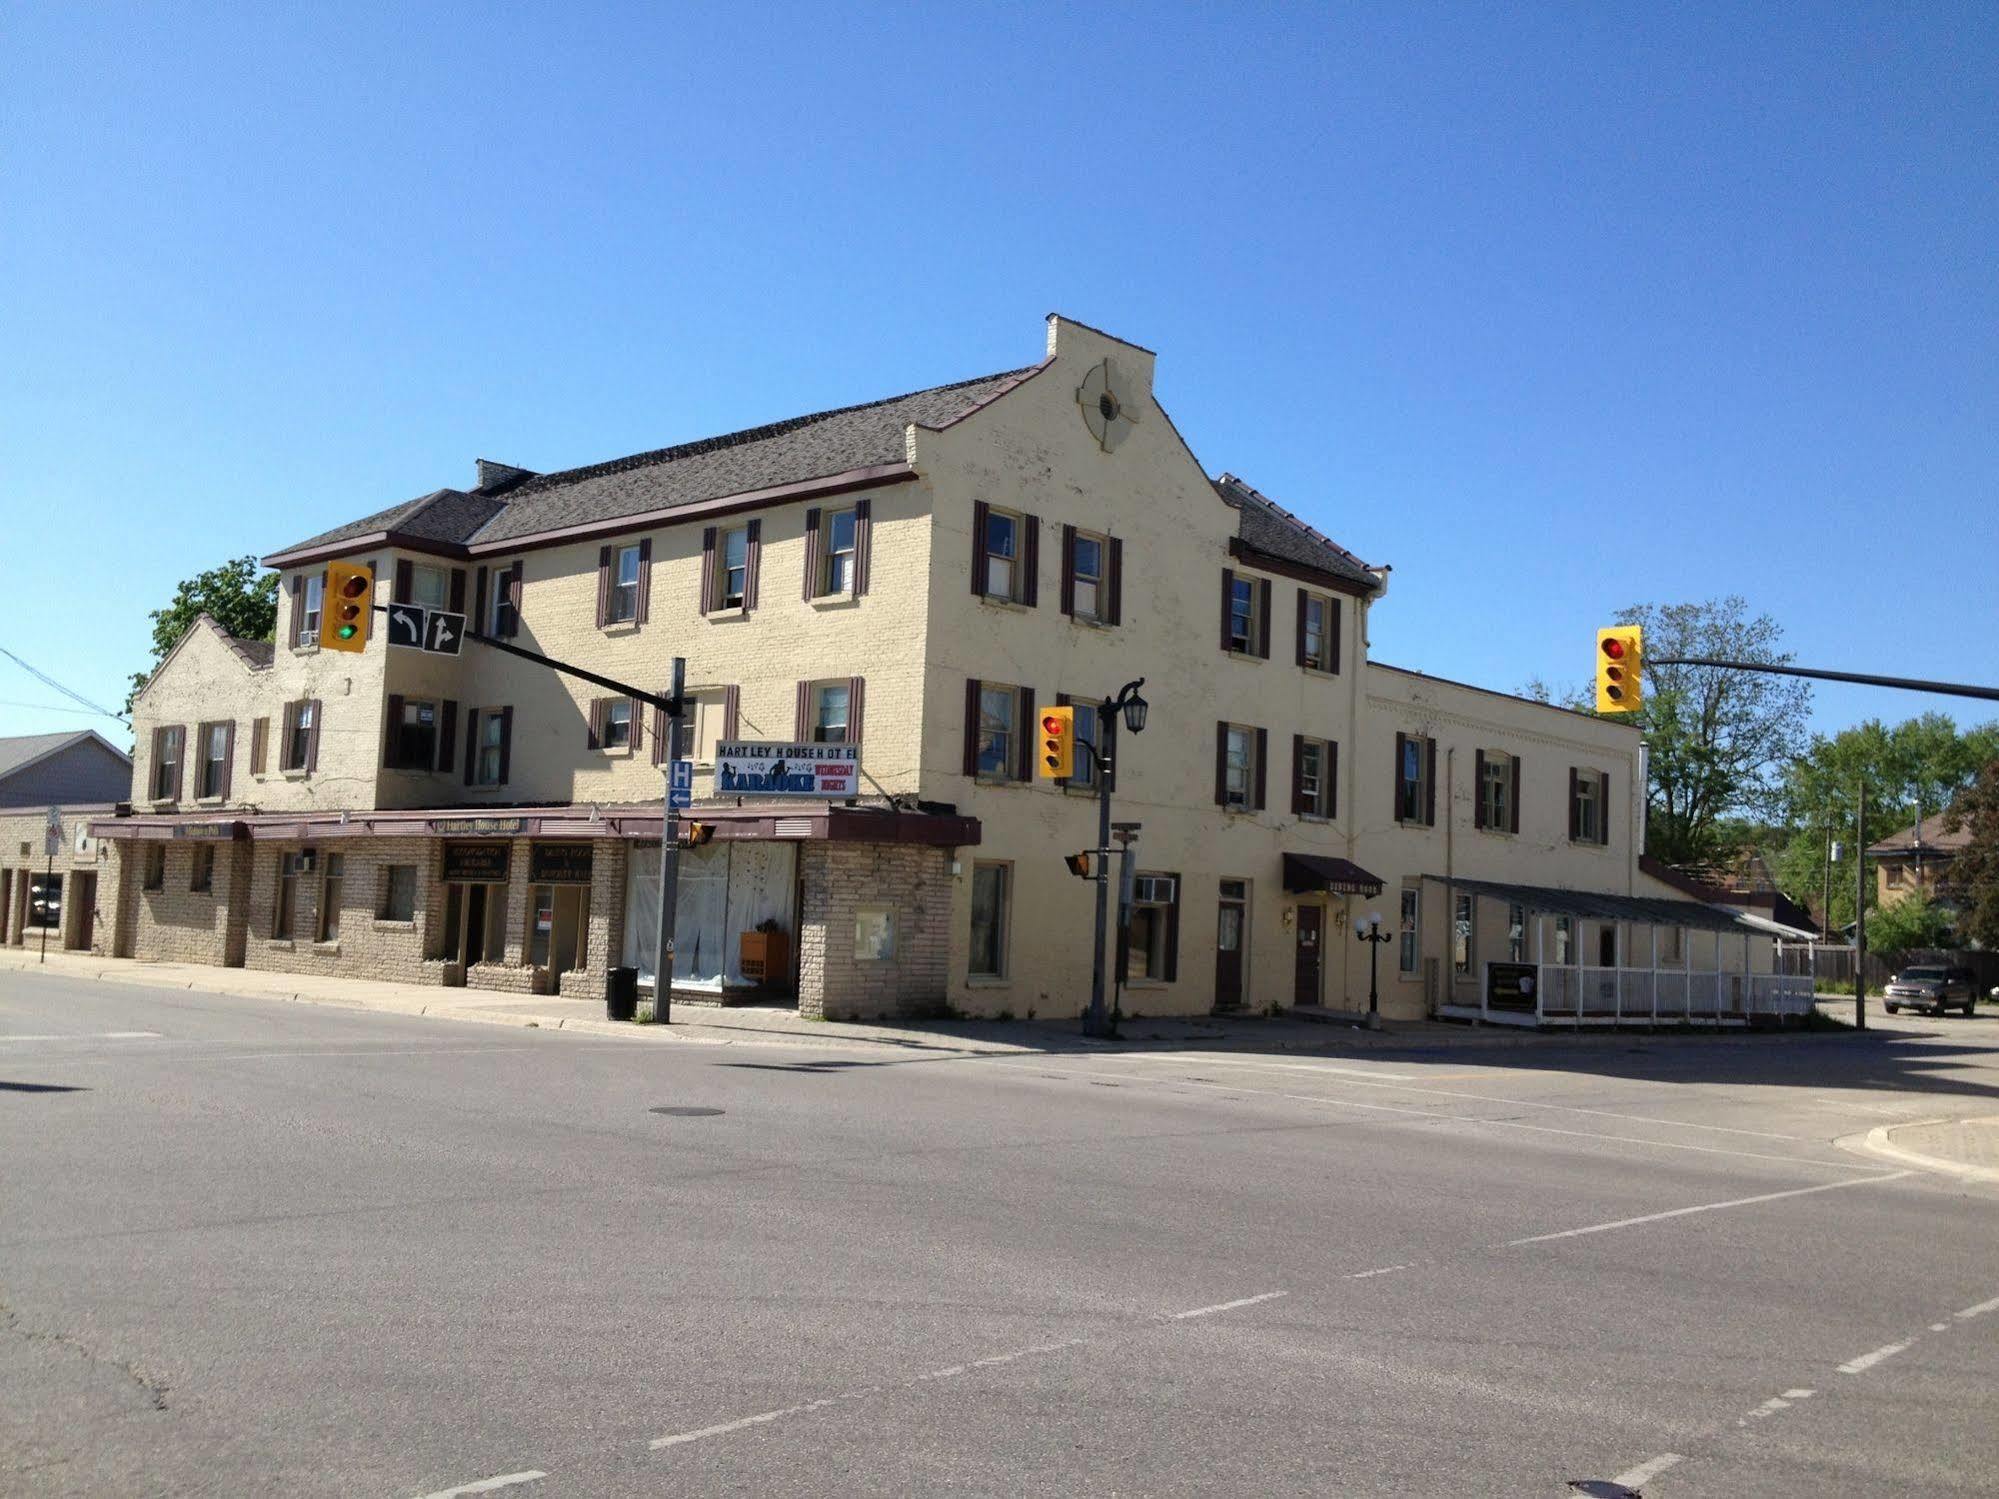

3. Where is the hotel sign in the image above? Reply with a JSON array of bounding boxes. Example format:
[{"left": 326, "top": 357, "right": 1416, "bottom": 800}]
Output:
[
  {"left": 528, "top": 843, "right": 594, "bottom": 885},
  {"left": 441, "top": 841, "right": 511, "bottom": 884},
  {"left": 430, "top": 817, "right": 524, "bottom": 837},
  {"left": 715, "top": 741, "right": 860, "bottom": 798}
]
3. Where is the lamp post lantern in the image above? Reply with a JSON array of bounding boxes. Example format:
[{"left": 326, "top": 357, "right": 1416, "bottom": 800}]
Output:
[
  {"left": 1356, "top": 909, "right": 1393, "bottom": 1030},
  {"left": 1082, "top": 679, "right": 1148, "bottom": 1039}
]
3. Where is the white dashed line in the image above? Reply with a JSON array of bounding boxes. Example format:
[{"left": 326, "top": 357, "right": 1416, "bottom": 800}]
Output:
[
  {"left": 0, "top": 1030, "right": 161, "bottom": 1042},
  {"left": 1345, "top": 1263, "right": 1416, "bottom": 1280},
  {"left": 1932, "top": 1322, "right": 1950, "bottom": 1332},
  {"left": 1611, "top": 1452, "right": 1683, "bottom": 1487},
  {"left": 1506, "top": 1173, "right": 1912, "bottom": 1246},
  {"left": 1167, "top": 1290, "right": 1288, "bottom": 1320},
  {"left": 1955, "top": 1293, "right": 1999, "bottom": 1321},
  {"left": 1839, "top": 1339, "right": 1913, "bottom": 1375},
  {"left": 1782, "top": 1388, "right": 1816, "bottom": 1399},
  {"left": 413, "top": 1471, "right": 546, "bottom": 1498}
]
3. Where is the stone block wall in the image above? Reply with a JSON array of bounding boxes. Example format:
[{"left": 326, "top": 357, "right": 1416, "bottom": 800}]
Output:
[
  {"left": 0, "top": 807, "right": 120, "bottom": 956},
  {"left": 797, "top": 841, "right": 951, "bottom": 1020}
]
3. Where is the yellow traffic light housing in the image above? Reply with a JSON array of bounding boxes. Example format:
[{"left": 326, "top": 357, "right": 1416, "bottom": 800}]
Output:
[
  {"left": 1037, "top": 704, "right": 1075, "bottom": 778},
  {"left": 683, "top": 822, "right": 716, "bottom": 847},
  {"left": 1064, "top": 851, "right": 1096, "bottom": 880},
  {"left": 1595, "top": 625, "right": 1643, "bottom": 713},
  {"left": 319, "top": 562, "right": 374, "bottom": 653}
]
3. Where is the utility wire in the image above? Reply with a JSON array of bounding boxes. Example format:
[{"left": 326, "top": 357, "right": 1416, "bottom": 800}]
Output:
[{"left": 0, "top": 647, "right": 130, "bottom": 724}]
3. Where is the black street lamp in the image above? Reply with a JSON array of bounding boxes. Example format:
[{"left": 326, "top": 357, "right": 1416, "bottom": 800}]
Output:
[
  {"left": 1083, "top": 679, "right": 1148, "bottom": 1039},
  {"left": 1356, "top": 910, "right": 1393, "bottom": 1030}
]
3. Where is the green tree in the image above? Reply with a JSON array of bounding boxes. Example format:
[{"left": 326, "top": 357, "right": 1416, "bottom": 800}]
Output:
[
  {"left": 126, "top": 556, "right": 278, "bottom": 711},
  {"left": 1864, "top": 893, "right": 1956, "bottom": 957},
  {"left": 1943, "top": 760, "right": 1999, "bottom": 950}
]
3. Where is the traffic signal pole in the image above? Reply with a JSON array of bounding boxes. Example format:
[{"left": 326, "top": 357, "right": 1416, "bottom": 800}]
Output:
[{"left": 654, "top": 657, "right": 685, "bottom": 1024}]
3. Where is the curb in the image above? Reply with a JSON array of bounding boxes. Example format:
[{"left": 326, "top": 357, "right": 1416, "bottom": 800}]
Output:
[{"left": 1839, "top": 1117, "right": 1999, "bottom": 1186}]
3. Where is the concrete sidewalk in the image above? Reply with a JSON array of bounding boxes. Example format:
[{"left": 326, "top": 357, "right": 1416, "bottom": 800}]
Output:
[{"left": 0, "top": 947, "right": 1849, "bottom": 1059}]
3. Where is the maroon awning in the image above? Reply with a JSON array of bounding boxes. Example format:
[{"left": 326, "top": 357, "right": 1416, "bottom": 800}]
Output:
[{"left": 1283, "top": 853, "right": 1384, "bottom": 897}]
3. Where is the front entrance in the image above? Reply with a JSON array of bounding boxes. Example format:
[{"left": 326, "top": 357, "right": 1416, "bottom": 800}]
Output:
[
  {"left": 1215, "top": 879, "right": 1247, "bottom": 1012},
  {"left": 442, "top": 881, "right": 506, "bottom": 966},
  {"left": 1293, "top": 904, "right": 1323, "bottom": 1008},
  {"left": 529, "top": 884, "right": 586, "bottom": 977},
  {"left": 68, "top": 872, "right": 96, "bottom": 951}
]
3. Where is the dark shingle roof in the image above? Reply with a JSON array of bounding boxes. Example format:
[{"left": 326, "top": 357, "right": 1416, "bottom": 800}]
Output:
[
  {"left": 1213, "top": 473, "right": 1380, "bottom": 591},
  {"left": 222, "top": 635, "right": 275, "bottom": 671},
  {"left": 270, "top": 368, "right": 1037, "bottom": 558}
]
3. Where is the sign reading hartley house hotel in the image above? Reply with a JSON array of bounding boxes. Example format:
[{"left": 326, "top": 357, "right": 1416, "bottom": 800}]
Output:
[{"left": 715, "top": 742, "right": 860, "bottom": 797}]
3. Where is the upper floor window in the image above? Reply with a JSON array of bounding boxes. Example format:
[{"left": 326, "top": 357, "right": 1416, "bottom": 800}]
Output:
[
  {"left": 1070, "top": 531, "right": 1105, "bottom": 621},
  {"left": 806, "top": 501, "right": 871, "bottom": 600},
  {"left": 150, "top": 725, "right": 184, "bottom": 801},
  {"left": 984, "top": 509, "right": 1019, "bottom": 599},
  {"left": 824, "top": 509, "right": 858, "bottom": 595},
  {"left": 672, "top": 688, "right": 733, "bottom": 765},
  {"left": 1069, "top": 699, "right": 1100, "bottom": 789},
  {"left": 197, "top": 722, "right": 230, "bottom": 799},
  {"left": 971, "top": 681, "right": 1023, "bottom": 781},
  {"left": 1570, "top": 768, "right": 1609, "bottom": 846},
  {"left": 1298, "top": 592, "right": 1338, "bottom": 673},
  {"left": 391, "top": 699, "right": 440, "bottom": 770},
  {"left": 1477, "top": 750, "right": 1517, "bottom": 833},
  {"left": 610, "top": 545, "right": 642, "bottom": 624},
  {"left": 406, "top": 564, "right": 449, "bottom": 610},
  {"left": 720, "top": 527, "right": 749, "bottom": 608},
  {"left": 970, "top": 502, "right": 1037, "bottom": 606},
  {"left": 1293, "top": 735, "right": 1335, "bottom": 818},
  {"left": 810, "top": 682, "right": 850, "bottom": 744},
  {"left": 589, "top": 697, "right": 634, "bottom": 753},
  {"left": 280, "top": 700, "right": 317, "bottom": 774},
  {"left": 298, "top": 575, "right": 323, "bottom": 646},
  {"left": 1395, "top": 733, "right": 1434, "bottom": 826},
  {"left": 483, "top": 563, "right": 520, "bottom": 636},
  {"left": 1886, "top": 862, "right": 1905, "bottom": 889},
  {"left": 473, "top": 708, "right": 508, "bottom": 786},
  {"left": 1221, "top": 569, "right": 1269, "bottom": 657},
  {"left": 1218, "top": 723, "right": 1264, "bottom": 811}
]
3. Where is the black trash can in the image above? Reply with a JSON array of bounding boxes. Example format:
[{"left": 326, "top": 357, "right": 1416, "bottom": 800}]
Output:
[{"left": 605, "top": 966, "right": 639, "bottom": 1022}]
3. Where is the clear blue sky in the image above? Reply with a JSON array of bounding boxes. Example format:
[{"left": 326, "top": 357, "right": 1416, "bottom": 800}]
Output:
[{"left": 4, "top": 2, "right": 1994, "bottom": 743}]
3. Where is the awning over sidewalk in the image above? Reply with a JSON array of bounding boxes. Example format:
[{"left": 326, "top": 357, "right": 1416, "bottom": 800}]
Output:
[
  {"left": 1419, "top": 875, "right": 1755, "bottom": 934},
  {"left": 1283, "top": 853, "right": 1384, "bottom": 897}
]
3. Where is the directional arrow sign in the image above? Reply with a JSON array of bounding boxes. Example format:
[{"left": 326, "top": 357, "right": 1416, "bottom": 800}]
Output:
[
  {"left": 424, "top": 609, "right": 465, "bottom": 656},
  {"left": 385, "top": 605, "right": 427, "bottom": 650},
  {"left": 669, "top": 759, "right": 693, "bottom": 810}
]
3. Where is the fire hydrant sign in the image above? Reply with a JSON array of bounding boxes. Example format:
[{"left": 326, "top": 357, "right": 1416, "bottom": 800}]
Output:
[{"left": 715, "top": 741, "right": 859, "bottom": 797}]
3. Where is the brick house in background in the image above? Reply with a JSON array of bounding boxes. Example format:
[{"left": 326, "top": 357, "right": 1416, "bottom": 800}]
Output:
[
  {"left": 93, "top": 314, "right": 1795, "bottom": 1022},
  {"left": 1869, "top": 813, "right": 1970, "bottom": 910}
]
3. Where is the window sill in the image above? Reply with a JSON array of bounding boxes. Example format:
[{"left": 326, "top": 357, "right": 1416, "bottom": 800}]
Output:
[
  {"left": 810, "top": 592, "right": 860, "bottom": 611},
  {"left": 600, "top": 620, "right": 641, "bottom": 636},
  {"left": 974, "top": 775, "right": 1029, "bottom": 788},
  {"left": 266, "top": 939, "right": 295, "bottom": 951},
  {"left": 965, "top": 975, "right": 1011, "bottom": 988},
  {"left": 291, "top": 642, "right": 320, "bottom": 656},
  {"left": 1067, "top": 613, "right": 1113, "bottom": 630},
  {"left": 1299, "top": 812, "right": 1334, "bottom": 824},
  {"left": 141, "top": 884, "right": 165, "bottom": 895},
  {"left": 312, "top": 941, "right": 340, "bottom": 955},
  {"left": 1223, "top": 647, "right": 1263, "bottom": 661},
  {"left": 705, "top": 605, "right": 749, "bottom": 621},
  {"left": 1477, "top": 827, "right": 1515, "bottom": 838},
  {"left": 1300, "top": 663, "right": 1340, "bottom": 679},
  {"left": 374, "top": 919, "right": 417, "bottom": 931},
  {"left": 596, "top": 747, "right": 636, "bottom": 759},
  {"left": 977, "top": 594, "right": 1030, "bottom": 613},
  {"left": 1124, "top": 979, "right": 1171, "bottom": 991},
  {"left": 282, "top": 770, "right": 311, "bottom": 781}
]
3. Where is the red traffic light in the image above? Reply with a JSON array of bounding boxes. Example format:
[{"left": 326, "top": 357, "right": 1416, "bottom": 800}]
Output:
[
  {"left": 1600, "top": 637, "right": 1625, "bottom": 660},
  {"left": 1041, "top": 714, "right": 1063, "bottom": 735},
  {"left": 338, "top": 573, "right": 369, "bottom": 600}
]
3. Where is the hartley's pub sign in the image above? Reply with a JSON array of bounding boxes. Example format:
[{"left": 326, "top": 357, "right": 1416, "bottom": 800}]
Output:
[{"left": 715, "top": 741, "right": 859, "bottom": 797}]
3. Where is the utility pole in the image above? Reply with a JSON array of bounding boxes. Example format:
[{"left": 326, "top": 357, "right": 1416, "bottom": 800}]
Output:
[
  {"left": 1854, "top": 779, "right": 1868, "bottom": 1031},
  {"left": 653, "top": 656, "right": 685, "bottom": 1023}
]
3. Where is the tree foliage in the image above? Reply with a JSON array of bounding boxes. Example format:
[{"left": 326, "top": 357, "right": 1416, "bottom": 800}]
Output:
[
  {"left": 127, "top": 556, "right": 278, "bottom": 711},
  {"left": 1864, "top": 893, "right": 1957, "bottom": 957},
  {"left": 1943, "top": 759, "right": 1999, "bottom": 950}
]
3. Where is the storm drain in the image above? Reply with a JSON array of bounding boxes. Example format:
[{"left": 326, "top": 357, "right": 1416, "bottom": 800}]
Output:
[{"left": 650, "top": 1106, "right": 725, "bottom": 1118}]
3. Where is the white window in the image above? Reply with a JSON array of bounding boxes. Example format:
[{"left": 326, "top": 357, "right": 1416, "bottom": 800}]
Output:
[
  {"left": 969, "top": 863, "right": 1009, "bottom": 977},
  {"left": 1227, "top": 576, "right": 1256, "bottom": 653},
  {"left": 824, "top": 509, "right": 858, "bottom": 595},
  {"left": 854, "top": 905, "right": 895, "bottom": 961},
  {"left": 720, "top": 527, "right": 748, "bottom": 608},
  {"left": 1302, "top": 594, "right": 1333, "bottom": 671},
  {"left": 811, "top": 682, "right": 850, "bottom": 744},
  {"left": 1397, "top": 735, "right": 1430, "bottom": 824},
  {"left": 1072, "top": 532, "right": 1104, "bottom": 621},
  {"left": 1224, "top": 725, "right": 1255, "bottom": 809},
  {"left": 983, "top": 509, "right": 1019, "bottom": 600},
  {"left": 1398, "top": 886, "right": 1420, "bottom": 974},
  {"left": 977, "top": 684, "right": 1018, "bottom": 779},
  {"left": 603, "top": 699, "right": 633, "bottom": 750},
  {"left": 1126, "top": 873, "right": 1178, "bottom": 982},
  {"left": 298, "top": 574, "right": 323, "bottom": 645},
  {"left": 610, "top": 545, "right": 641, "bottom": 624},
  {"left": 1573, "top": 769, "right": 1605, "bottom": 845},
  {"left": 1480, "top": 751, "right": 1512, "bottom": 831},
  {"left": 152, "top": 726, "right": 184, "bottom": 800},
  {"left": 1507, "top": 902, "right": 1526, "bottom": 961},
  {"left": 1070, "top": 700, "right": 1099, "bottom": 789},
  {"left": 198, "top": 722, "right": 229, "bottom": 799},
  {"left": 475, "top": 711, "right": 505, "bottom": 786},
  {"left": 1453, "top": 892, "right": 1474, "bottom": 976},
  {"left": 485, "top": 567, "right": 515, "bottom": 635},
  {"left": 406, "top": 564, "right": 449, "bottom": 610},
  {"left": 1299, "top": 736, "right": 1332, "bottom": 818}
]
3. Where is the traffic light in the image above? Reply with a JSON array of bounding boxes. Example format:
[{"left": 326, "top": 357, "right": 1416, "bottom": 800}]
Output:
[
  {"left": 683, "top": 822, "right": 716, "bottom": 847},
  {"left": 1595, "top": 625, "right": 1644, "bottom": 713},
  {"left": 319, "top": 562, "right": 374, "bottom": 653},
  {"left": 1063, "top": 851, "right": 1097, "bottom": 880},
  {"left": 1037, "top": 705, "right": 1074, "bottom": 778}
]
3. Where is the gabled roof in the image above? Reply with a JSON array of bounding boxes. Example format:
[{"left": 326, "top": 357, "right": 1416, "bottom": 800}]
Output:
[
  {"left": 131, "top": 613, "right": 272, "bottom": 706},
  {"left": 1869, "top": 811, "right": 1971, "bottom": 857},
  {"left": 267, "top": 367, "right": 1038, "bottom": 562},
  {"left": 0, "top": 730, "right": 131, "bottom": 785},
  {"left": 1213, "top": 473, "right": 1381, "bottom": 593}
]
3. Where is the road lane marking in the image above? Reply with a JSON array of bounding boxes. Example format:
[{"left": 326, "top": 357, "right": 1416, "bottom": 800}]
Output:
[
  {"left": 1345, "top": 1263, "right": 1416, "bottom": 1279},
  {"left": 1932, "top": 1322, "right": 1950, "bottom": 1331},
  {"left": 1955, "top": 1293, "right": 1999, "bottom": 1321},
  {"left": 1839, "top": 1339, "right": 1913, "bottom": 1374},
  {"left": 1167, "top": 1290, "right": 1287, "bottom": 1320},
  {"left": 0, "top": 1030, "right": 161, "bottom": 1042},
  {"left": 1782, "top": 1388, "right": 1816, "bottom": 1399},
  {"left": 413, "top": 1471, "right": 545, "bottom": 1498},
  {"left": 1506, "top": 1173, "right": 1913, "bottom": 1246},
  {"left": 1611, "top": 1452, "right": 1683, "bottom": 1487}
]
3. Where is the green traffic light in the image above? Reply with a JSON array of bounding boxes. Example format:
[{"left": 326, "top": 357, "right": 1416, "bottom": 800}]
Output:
[{"left": 337, "top": 624, "right": 357, "bottom": 639}]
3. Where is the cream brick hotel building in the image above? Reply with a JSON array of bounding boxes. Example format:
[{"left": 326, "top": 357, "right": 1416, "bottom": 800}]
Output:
[{"left": 70, "top": 315, "right": 1807, "bottom": 1024}]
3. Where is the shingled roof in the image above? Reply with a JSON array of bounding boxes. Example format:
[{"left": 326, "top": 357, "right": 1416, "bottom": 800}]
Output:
[
  {"left": 1213, "top": 473, "right": 1381, "bottom": 592},
  {"left": 269, "top": 367, "right": 1039, "bottom": 560}
]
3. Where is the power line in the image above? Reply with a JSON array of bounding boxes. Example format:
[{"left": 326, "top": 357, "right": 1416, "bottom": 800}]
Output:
[
  {"left": 0, "top": 647, "right": 129, "bottom": 724},
  {"left": 0, "top": 698, "right": 125, "bottom": 718}
]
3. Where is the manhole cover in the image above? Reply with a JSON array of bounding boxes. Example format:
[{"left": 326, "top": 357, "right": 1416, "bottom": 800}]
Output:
[{"left": 650, "top": 1106, "right": 724, "bottom": 1117}]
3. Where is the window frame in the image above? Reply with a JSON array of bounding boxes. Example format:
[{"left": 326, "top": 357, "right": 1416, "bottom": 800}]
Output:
[
  {"left": 406, "top": 563, "right": 449, "bottom": 611},
  {"left": 142, "top": 844, "right": 166, "bottom": 891},
  {"left": 298, "top": 574, "right": 323, "bottom": 646},
  {"left": 811, "top": 682, "right": 852, "bottom": 745},
  {"left": 273, "top": 852, "right": 301, "bottom": 940},
  {"left": 1301, "top": 593, "right": 1335, "bottom": 672},
  {"left": 1070, "top": 530, "right": 1106, "bottom": 622},
  {"left": 603, "top": 699, "right": 634, "bottom": 751},
  {"left": 1398, "top": 886, "right": 1420, "bottom": 975},
  {"left": 1298, "top": 735, "right": 1333, "bottom": 819},
  {"left": 823, "top": 508, "right": 858, "bottom": 596},
  {"left": 1125, "top": 872, "right": 1180, "bottom": 983},
  {"left": 190, "top": 843, "right": 215, "bottom": 894},
  {"left": 1224, "top": 724, "right": 1256, "bottom": 810},
  {"left": 397, "top": 699, "right": 440, "bottom": 770},
  {"left": 1069, "top": 699, "right": 1100, "bottom": 790},
  {"left": 378, "top": 864, "right": 418, "bottom": 923},
  {"left": 197, "top": 722, "right": 229, "bottom": 799},
  {"left": 152, "top": 725, "right": 184, "bottom": 801},
  {"left": 317, "top": 852, "right": 345, "bottom": 944},
  {"left": 1227, "top": 576, "right": 1257, "bottom": 654},
  {"left": 1452, "top": 892, "right": 1474, "bottom": 976},
  {"left": 719, "top": 526, "right": 750, "bottom": 609},
  {"left": 982, "top": 508, "right": 1021, "bottom": 602},
  {"left": 853, "top": 904, "right": 895, "bottom": 961},
  {"left": 968, "top": 861, "right": 1011, "bottom": 979},
  {"left": 281, "top": 701, "right": 315, "bottom": 774},
  {"left": 1479, "top": 750, "right": 1512, "bottom": 833},
  {"left": 1396, "top": 733, "right": 1432, "bottom": 826},
  {"left": 976, "top": 684, "right": 1020, "bottom": 781},
  {"left": 474, "top": 708, "right": 507, "bottom": 786},
  {"left": 609, "top": 544, "right": 642, "bottom": 624}
]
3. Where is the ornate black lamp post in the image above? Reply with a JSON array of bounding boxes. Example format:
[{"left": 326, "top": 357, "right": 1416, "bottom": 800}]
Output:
[
  {"left": 1356, "top": 910, "right": 1393, "bottom": 1030},
  {"left": 1082, "top": 679, "right": 1148, "bottom": 1039}
]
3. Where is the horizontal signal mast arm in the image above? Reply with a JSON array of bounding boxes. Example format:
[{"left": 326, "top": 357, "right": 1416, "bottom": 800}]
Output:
[
  {"left": 1646, "top": 657, "right": 1999, "bottom": 704},
  {"left": 370, "top": 604, "right": 677, "bottom": 713}
]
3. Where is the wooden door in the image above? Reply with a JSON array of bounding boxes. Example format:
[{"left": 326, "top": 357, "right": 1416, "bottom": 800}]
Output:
[
  {"left": 70, "top": 873, "right": 96, "bottom": 951},
  {"left": 1294, "top": 905, "right": 1323, "bottom": 1008},
  {"left": 1215, "top": 885, "right": 1247, "bottom": 1012}
]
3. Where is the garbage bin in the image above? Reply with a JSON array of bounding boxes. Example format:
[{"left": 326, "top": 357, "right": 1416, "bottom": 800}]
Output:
[{"left": 606, "top": 966, "right": 639, "bottom": 1022}]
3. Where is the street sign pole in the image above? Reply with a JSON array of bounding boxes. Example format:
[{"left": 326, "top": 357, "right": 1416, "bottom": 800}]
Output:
[
  {"left": 40, "top": 808, "right": 60, "bottom": 965},
  {"left": 653, "top": 657, "right": 685, "bottom": 1023},
  {"left": 1854, "top": 780, "right": 1868, "bottom": 1032}
]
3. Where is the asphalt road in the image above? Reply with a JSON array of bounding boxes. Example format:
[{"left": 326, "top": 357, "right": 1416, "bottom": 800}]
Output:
[{"left": 5, "top": 972, "right": 1998, "bottom": 1497}]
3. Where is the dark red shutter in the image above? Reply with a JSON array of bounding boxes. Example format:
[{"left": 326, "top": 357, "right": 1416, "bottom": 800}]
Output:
[
  {"left": 1510, "top": 755, "right": 1522, "bottom": 834},
  {"left": 1255, "top": 578, "right": 1272, "bottom": 658},
  {"left": 722, "top": 685, "right": 740, "bottom": 740},
  {"left": 250, "top": 717, "right": 268, "bottom": 775},
  {"left": 1424, "top": 739, "right": 1437, "bottom": 826},
  {"left": 473, "top": 568, "right": 489, "bottom": 635},
  {"left": 700, "top": 527, "right": 717, "bottom": 614},
  {"left": 306, "top": 699, "right": 323, "bottom": 773},
  {"left": 1295, "top": 588, "right": 1309, "bottom": 667},
  {"left": 463, "top": 709, "right": 477, "bottom": 784},
  {"left": 1219, "top": 569, "right": 1235, "bottom": 651},
  {"left": 1329, "top": 598, "right": 1342, "bottom": 675},
  {"left": 795, "top": 680, "right": 811, "bottom": 739},
  {"left": 1291, "top": 734, "right": 1306, "bottom": 815},
  {"left": 630, "top": 697, "right": 644, "bottom": 752},
  {"left": 448, "top": 568, "right": 466, "bottom": 616},
  {"left": 744, "top": 519, "right": 762, "bottom": 610},
  {"left": 1060, "top": 524, "right": 1076, "bottom": 617},
  {"left": 1569, "top": 767, "right": 1580, "bottom": 841},
  {"left": 497, "top": 707, "right": 513, "bottom": 785},
  {"left": 1162, "top": 875, "right": 1181, "bottom": 982},
  {"left": 220, "top": 721, "right": 236, "bottom": 800},
  {"left": 287, "top": 575, "right": 302, "bottom": 648},
  {"left": 971, "top": 501, "right": 989, "bottom": 595},
  {"left": 803, "top": 508, "right": 822, "bottom": 600},
  {"left": 1254, "top": 727, "right": 1268, "bottom": 811},
  {"left": 438, "top": 700, "right": 457, "bottom": 772},
  {"left": 847, "top": 677, "right": 865, "bottom": 744},
  {"left": 587, "top": 699, "right": 603, "bottom": 750},
  {"left": 963, "top": 679, "right": 981, "bottom": 775},
  {"left": 1393, "top": 731, "right": 1408, "bottom": 819},
  {"left": 1600, "top": 770, "right": 1612, "bottom": 845},
  {"left": 394, "top": 559, "right": 414, "bottom": 604},
  {"left": 384, "top": 694, "right": 405, "bottom": 768},
  {"left": 636, "top": 538, "right": 653, "bottom": 625},
  {"left": 1328, "top": 740, "right": 1339, "bottom": 820},
  {"left": 1215, "top": 722, "right": 1229, "bottom": 806},
  {"left": 853, "top": 498, "right": 872, "bottom": 596},
  {"left": 1021, "top": 515, "right": 1040, "bottom": 607},
  {"left": 503, "top": 562, "right": 523, "bottom": 636},
  {"left": 1105, "top": 537, "right": 1123, "bottom": 625},
  {"left": 1014, "top": 688, "right": 1035, "bottom": 780},
  {"left": 1474, "top": 750, "right": 1487, "bottom": 829},
  {"left": 595, "top": 546, "right": 612, "bottom": 627},
  {"left": 651, "top": 694, "right": 666, "bottom": 766}
]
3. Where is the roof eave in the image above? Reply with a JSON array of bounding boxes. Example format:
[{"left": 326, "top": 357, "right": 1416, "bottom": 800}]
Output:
[{"left": 1226, "top": 538, "right": 1381, "bottom": 599}]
